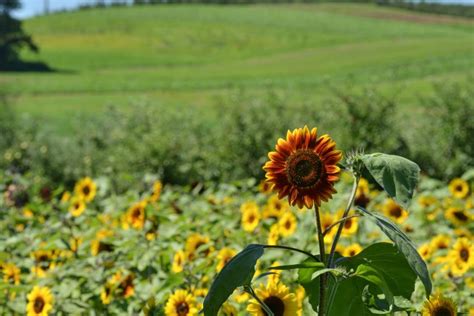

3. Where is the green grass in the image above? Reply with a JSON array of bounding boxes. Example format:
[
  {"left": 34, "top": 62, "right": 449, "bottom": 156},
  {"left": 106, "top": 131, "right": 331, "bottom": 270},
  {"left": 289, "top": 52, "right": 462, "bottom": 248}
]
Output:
[{"left": 2, "top": 3, "right": 473, "bottom": 130}]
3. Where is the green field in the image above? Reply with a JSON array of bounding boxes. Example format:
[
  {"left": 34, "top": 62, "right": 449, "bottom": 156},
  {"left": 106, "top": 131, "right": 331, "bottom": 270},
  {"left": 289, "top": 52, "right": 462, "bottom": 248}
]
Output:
[{"left": 1, "top": 3, "right": 473, "bottom": 128}]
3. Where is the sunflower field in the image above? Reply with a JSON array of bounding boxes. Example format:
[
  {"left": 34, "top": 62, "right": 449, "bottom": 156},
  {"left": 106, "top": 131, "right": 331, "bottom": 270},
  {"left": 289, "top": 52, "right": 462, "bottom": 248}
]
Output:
[{"left": 1, "top": 142, "right": 473, "bottom": 315}]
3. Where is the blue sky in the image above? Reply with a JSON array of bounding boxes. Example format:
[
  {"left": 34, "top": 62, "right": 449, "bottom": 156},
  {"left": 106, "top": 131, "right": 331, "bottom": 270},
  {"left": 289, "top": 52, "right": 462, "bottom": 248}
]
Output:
[{"left": 12, "top": 0, "right": 474, "bottom": 19}]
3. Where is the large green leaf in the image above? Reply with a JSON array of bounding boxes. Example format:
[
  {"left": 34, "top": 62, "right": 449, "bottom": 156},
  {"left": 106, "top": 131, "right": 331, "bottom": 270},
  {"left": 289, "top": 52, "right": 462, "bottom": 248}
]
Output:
[
  {"left": 360, "top": 153, "right": 420, "bottom": 209},
  {"left": 346, "top": 243, "right": 416, "bottom": 300},
  {"left": 357, "top": 207, "right": 432, "bottom": 296},
  {"left": 327, "top": 277, "right": 376, "bottom": 316},
  {"left": 354, "top": 264, "right": 393, "bottom": 308},
  {"left": 297, "top": 257, "right": 323, "bottom": 313},
  {"left": 203, "top": 244, "right": 264, "bottom": 316}
]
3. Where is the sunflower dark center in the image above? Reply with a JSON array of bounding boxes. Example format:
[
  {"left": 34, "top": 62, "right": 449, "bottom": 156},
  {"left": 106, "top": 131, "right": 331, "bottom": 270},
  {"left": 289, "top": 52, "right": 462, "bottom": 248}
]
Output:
[
  {"left": 248, "top": 214, "right": 256, "bottom": 223},
  {"left": 460, "top": 248, "right": 469, "bottom": 261},
  {"left": 285, "top": 220, "right": 291, "bottom": 229},
  {"left": 262, "top": 296, "right": 285, "bottom": 316},
  {"left": 176, "top": 302, "right": 189, "bottom": 316},
  {"left": 34, "top": 297, "right": 45, "bottom": 313},
  {"left": 286, "top": 149, "right": 323, "bottom": 188},
  {"left": 132, "top": 208, "right": 142, "bottom": 219},
  {"left": 344, "top": 219, "right": 353, "bottom": 229},
  {"left": 433, "top": 306, "right": 453, "bottom": 316},
  {"left": 390, "top": 206, "right": 402, "bottom": 218},
  {"left": 82, "top": 185, "right": 90, "bottom": 196},
  {"left": 453, "top": 210, "right": 468, "bottom": 221}
]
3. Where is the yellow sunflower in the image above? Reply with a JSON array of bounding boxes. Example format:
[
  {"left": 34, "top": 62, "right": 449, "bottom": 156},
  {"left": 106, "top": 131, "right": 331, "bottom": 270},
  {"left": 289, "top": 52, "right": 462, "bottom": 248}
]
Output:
[
  {"left": 267, "top": 224, "right": 280, "bottom": 246},
  {"left": 448, "top": 237, "right": 473, "bottom": 277},
  {"left": 241, "top": 207, "right": 260, "bottom": 233},
  {"left": 164, "top": 289, "right": 198, "bottom": 316},
  {"left": 320, "top": 211, "right": 336, "bottom": 244},
  {"left": 149, "top": 180, "right": 162, "bottom": 203},
  {"left": 119, "top": 274, "right": 135, "bottom": 298},
  {"left": 216, "top": 248, "right": 237, "bottom": 272},
  {"left": 23, "top": 208, "right": 34, "bottom": 218},
  {"left": 69, "top": 198, "right": 86, "bottom": 217},
  {"left": 337, "top": 209, "right": 359, "bottom": 237},
  {"left": 343, "top": 243, "right": 362, "bottom": 257},
  {"left": 172, "top": 250, "right": 186, "bottom": 273},
  {"left": 221, "top": 303, "right": 238, "bottom": 316},
  {"left": 2, "top": 262, "right": 20, "bottom": 285},
  {"left": 126, "top": 201, "right": 147, "bottom": 229},
  {"left": 430, "top": 235, "right": 451, "bottom": 252},
  {"left": 355, "top": 178, "right": 371, "bottom": 208},
  {"left": 448, "top": 178, "right": 470, "bottom": 199},
  {"left": 382, "top": 199, "right": 408, "bottom": 224},
  {"left": 418, "top": 243, "right": 433, "bottom": 261},
  {"left": 259, "top": 180, "right": 274, "bottom": 195},
  {"left": 418, "top": 195, "right": 440, "bottom": 221},
  {"left": 445, "top": 207, "right": 471, "bottom": 226},
  {"left": 247, "top": 282, "right": 300, "bottom": 316},
  {"left": 100, "top": 282, "right": 114, "bottom": 305},
  {"left": 267, "top": 261, "right": 282, "bottom": 286},
  {"left": 278, "top": 212, "right": 297, "bottom": 237},
  {"left": 91, "top": 239, "right": 114, "bottom": 256},
  {"left": 185, "top": 233, "right": 212, "bottom": 261},
  {"left": 421, "top": 293, "right": 457, "bottom": 316},
  {"left": 31, "top": 250, "right": 55, "bottom": 277},
  {"left": 74, "top": 177, "right": 97, "bottom": 203},
  {"left": 262, "top": 195, "right": 289, "bottom": 219},
  {"left": 263, "top": 126, "right": 342, "bottom": 209},
  {"left": 240, "top": 201, "right": 259, "bottom": 214},
  {"left": 26, "top": 286, "right": 53, "bottom": 316}
]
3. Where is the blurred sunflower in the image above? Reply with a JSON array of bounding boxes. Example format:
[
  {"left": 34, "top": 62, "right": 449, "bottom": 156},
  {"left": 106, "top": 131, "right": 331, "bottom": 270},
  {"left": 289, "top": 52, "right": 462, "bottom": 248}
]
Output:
[
  {"left": 149, "top": 180, "right": 162, "bottom": 203},
  {"left": 91, "top": 239, "right": 114, "bottom": 256},
  {"left": 100, "top": 282, "right": 114, "bottom": 305},
  {"left": 421, "top": 293, "right": 456, "bottom": 316},
  {"left": 241, "top": 206, "right": 260, "bottom": 233},
  {"left": 233, "top": 291, "right": 250, "bottom": 304},
  {"left": 69, "top": 198, "right": 86, "bottom": 217},
  {"left": 382, "top": 200, "right": 408, "bottom": 224},
  {"left": 259, "top": 180, "right": 273, "bottom": 195},
  {"left": 263, "top": 126, "right": 342, "bottom": 209},
  {"left": 262, "top": 195, "right": 289, "bottom": 219},
  {"left": 119, "top": 274, "right": 135, "bottom": 298},
  {"left": 164, "top": 289, "right": 198, "bottom": 316},
  {"left": 295, "top": 286, "right": 305, "bottom": 316},
  {"left": 26, "top": 286, "right": 53, "bottom": 316},
  {"left": 60, "top": 191, "right": 71, "bottom": 203},
  {"left": 418, "top": 243, "right": 433, "bottom": 261},
  {"left": 23, "top": 208, "right": 34, "bottom": 218},
  {"left": 216, "top": 248, "right": 237, "bottom": 272},
  {"left": 240, "top": 201, "right": 259, "bottom": 214},
  {"left": 2, "top": 262, "right": 20, "bottom": 285},
  {"left": 430, "top": 235, "right": 450, "bottom": 252},
  {"left": 445, "top": 207, "right": 471, "bottom": 226},
  {"left": 337, "top": 209, "right": 359, "bottom": 237},
  {"left": 320, "top": 211, "right": 336, "bottom": 244},
  {"left": 247, "top": 282, "right": 300, "bottom": 316},
  {"left": 267, "top": 224, "right": 280, "bottom": 246},
  {"left": 418, "top": 195, "right": 440, "bottom": 221},
  {"left": 267, "top": 261, "right": 281, "bottom": 286},
  {"left": 448, "top": 237, "right": 473, "bottom": 277},
  {"left": 221, "top": 303, "right": 238, "bottom": 316},
  {"left": 343, "top": 243, "right": 362, "bottom": 257},
  {"left": 74, "top": 177, "right": 97, "bottom": 202},
  {"left": 126, "top": 201, "right": 147, "bottom": 229},
  {"left": 172, "top": 250, "right": 185, "bottom": 273},
  {"left": 31, "top": 250, "right": 55, "bottom": 277},
  {"left": 448, "top": 178, "right": 470, "bottom": 199},
  {"left": 278, "top": 212, "right": 297, "bottom": 237},
  {"left": 193, "top": 288, "right": 208, "bottom": 298},
  {"left": 185, "top": 233, "right": 212, "bottom": 260},
  {"left": 355, "top": 178, "right": 371, "bottom": 208}
]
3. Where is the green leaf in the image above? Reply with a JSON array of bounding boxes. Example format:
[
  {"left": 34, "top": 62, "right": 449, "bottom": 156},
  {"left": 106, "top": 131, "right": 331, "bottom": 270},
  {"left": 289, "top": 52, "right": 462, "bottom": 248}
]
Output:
[
  {"left": 360, "top": 153, "right": 420, "bottom": 208},
  {"left": 357, "top": 207, "right": 432, "bottom": 296},
  {"left": 354, "top": 264, "right": 393, "bottom": 309},
  {"left": 297, "top": 257, "right": 323, "bottom": 312},
  {"left": 327, "top": 277, "right": 376, "bottom": 316},
  {"left": 203, "top": 244, "right": 264, "bottom": 316},
  {"left": 347, "top": 243, "right": 416, "bottom": 300}
]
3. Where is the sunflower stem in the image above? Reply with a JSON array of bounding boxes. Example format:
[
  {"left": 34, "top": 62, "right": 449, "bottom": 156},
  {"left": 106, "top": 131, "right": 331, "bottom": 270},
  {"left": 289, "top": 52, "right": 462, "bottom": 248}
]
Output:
[
  {"left": 314, "top": 205, "right": 327, "bottom": 316},
  {"left": 327, "top": 174, "right": 360, "bottom": 268},
  {"left": 245, "top": 285, "right": 275, "bottom": 316},
  {"left": 322, "top": 214, "right": 361, "bottom": 237}
]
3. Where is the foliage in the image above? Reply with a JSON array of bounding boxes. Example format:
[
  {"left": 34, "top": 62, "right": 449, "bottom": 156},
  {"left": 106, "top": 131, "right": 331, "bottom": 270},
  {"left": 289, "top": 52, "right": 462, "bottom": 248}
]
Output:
[{"left": 377, "top": 0, "right": 474, "bottom": 18}]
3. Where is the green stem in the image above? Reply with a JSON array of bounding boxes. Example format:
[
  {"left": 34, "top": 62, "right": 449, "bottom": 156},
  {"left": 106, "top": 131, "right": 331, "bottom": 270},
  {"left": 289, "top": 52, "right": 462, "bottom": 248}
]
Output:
[
  {"left": 245, "top": 286, "right": 274, "bottom": 316},
  {"left": 327, "top": 175, "right": 360, "bottom": 268},
  {"left": 314, "top": 205, "right": 327, "bottom": 316}
]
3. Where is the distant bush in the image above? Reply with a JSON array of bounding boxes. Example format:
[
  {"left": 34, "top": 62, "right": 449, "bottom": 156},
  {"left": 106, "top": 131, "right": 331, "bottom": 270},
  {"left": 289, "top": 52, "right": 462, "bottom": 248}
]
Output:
[
  {"left": 377, "top": 1, "right": 474, "bottom": 19},
  {"left": 1, "top": 80, "right": 472, "bottom": 188}
]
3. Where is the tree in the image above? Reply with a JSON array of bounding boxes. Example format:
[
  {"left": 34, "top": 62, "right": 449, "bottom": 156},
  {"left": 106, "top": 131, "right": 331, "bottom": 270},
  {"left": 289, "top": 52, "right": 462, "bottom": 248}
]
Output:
[{"left": 0, "top": 0, "right": 39, "bottom": 69}]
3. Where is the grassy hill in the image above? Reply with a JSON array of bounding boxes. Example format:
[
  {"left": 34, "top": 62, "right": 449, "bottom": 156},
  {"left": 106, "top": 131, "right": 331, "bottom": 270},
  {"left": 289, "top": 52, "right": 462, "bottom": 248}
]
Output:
[{"left": 1, "top": 3, "right": 473, "bottom": 129}]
